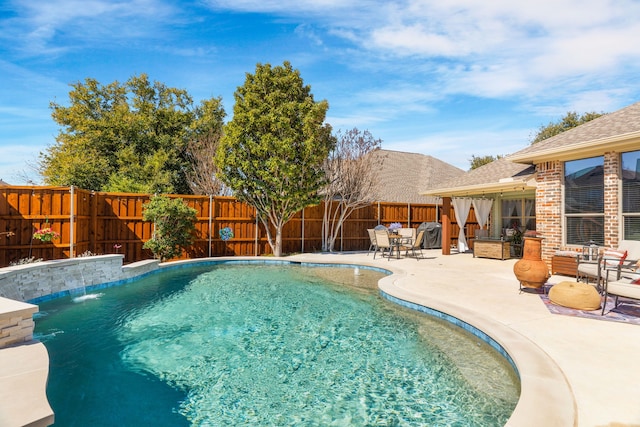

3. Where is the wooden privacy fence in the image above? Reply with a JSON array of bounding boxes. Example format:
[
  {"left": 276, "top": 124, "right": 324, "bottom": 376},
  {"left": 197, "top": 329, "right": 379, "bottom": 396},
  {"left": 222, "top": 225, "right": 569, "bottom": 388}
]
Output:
[{"left": 0, "top": 186, "right": 478, "bottom": 267}]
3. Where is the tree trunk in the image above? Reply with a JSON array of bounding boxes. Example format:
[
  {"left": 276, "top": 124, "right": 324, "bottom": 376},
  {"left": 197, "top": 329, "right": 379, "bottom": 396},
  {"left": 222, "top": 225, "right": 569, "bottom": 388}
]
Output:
[{"left": 274, "top": 226, "right": 283, "bottom": 257}]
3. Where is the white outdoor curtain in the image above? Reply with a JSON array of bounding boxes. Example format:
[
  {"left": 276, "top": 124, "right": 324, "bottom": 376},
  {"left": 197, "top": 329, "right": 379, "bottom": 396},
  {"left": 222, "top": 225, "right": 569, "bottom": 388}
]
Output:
[
  {"left": 472, "top": 198, "right": 493, "bottom": 230},
  {"left": 452, "top": 198, "right": 472, "bottom": 252},
  {"left": 524, "top": 199, "right": 535, "bottom": 228}
]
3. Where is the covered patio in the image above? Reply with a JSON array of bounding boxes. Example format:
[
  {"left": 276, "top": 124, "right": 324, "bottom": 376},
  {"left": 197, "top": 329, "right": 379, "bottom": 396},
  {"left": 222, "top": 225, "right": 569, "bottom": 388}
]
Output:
[{"left": 421, "top": 158, "right": 537, "bottom": 257}]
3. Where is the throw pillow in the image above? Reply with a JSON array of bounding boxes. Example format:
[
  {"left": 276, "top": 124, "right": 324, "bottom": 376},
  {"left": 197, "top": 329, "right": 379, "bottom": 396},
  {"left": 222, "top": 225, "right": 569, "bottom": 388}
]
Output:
[{"left": 602, "top": 248, "right": 628, "bottom": 268}]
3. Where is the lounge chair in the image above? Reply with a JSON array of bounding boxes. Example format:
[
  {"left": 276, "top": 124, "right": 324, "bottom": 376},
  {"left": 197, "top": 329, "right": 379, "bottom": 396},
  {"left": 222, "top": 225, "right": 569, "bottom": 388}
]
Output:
[
  {"left": 578, "top": 241, "right": 640, "bottom": 291},
  {"left": 611, "top": 240, "right": 640, "bottom": 276},
  {"left": 576, "top": 254, "right": 604, "bottom": 288},
  {"left": 373, "top": 229, "right": 393, "bottom": 260},
  {"left": 601, "top": 269, "right": 640, "bottom": 315}
]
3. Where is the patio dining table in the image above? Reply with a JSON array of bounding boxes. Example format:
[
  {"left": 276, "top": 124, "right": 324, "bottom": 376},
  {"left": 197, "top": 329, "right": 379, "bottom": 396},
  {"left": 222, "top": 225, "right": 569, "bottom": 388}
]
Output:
[{"left": 388, "top": 233, "right": 413, "bottom": 259}]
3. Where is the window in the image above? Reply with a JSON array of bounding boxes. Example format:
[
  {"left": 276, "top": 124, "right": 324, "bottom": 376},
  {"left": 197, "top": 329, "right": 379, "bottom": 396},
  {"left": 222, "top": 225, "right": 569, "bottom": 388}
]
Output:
[
  {"left": 564, "top": 156, "right": 604, "bottom": 245},
  {"left": 622, "top": 150, "right": 640, "bottom": 240},
  {"left": 501, "top": 198, "right": 535, "bottom": 232}
]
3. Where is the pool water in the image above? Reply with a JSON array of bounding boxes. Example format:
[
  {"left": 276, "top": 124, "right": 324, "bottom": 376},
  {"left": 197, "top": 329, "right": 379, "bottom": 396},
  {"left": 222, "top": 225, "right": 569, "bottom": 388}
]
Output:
[{"left": 35, "top": 263, "right": 519, "bottom": 426}]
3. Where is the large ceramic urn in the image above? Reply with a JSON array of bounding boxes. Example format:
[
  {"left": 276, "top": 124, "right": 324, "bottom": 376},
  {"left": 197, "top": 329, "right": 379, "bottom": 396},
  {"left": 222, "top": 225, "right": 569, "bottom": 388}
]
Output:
[{"left": 514, "top": 236, "right": 549, "bottom": 289}]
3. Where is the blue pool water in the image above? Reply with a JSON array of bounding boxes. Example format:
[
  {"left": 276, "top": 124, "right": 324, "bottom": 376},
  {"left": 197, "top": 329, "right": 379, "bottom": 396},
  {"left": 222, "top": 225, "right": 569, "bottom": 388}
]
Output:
[{"left": 35, "top": 263, "right": 519, "bottom": 426}]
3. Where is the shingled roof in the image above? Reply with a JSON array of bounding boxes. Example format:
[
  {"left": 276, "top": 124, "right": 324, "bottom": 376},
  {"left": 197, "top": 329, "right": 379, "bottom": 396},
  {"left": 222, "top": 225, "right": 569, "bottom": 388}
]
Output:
[
  {"left": 421, "top": 157, "right": 536, "bottom": 197},
  {"left": 509, "top": 101, "right": 640, "bottom": 163},
  {"left": 370, "top": 149, "right": 465, "bottom": 203}
]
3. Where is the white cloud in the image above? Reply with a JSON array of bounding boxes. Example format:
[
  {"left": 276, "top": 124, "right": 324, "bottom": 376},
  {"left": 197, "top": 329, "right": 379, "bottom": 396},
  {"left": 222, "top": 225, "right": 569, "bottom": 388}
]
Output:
[
  {"left": 325, "top": 113, "right": 388, "bottom": 130},
  {"left": 204, "top": 0, "right": 366, "bottom": 15},
  {"left": 2, "top": 0, "right": 178, "bottom": 55},
  {"left": 294, "top": 24, "right": 325, "bottom": 47},
  {"left": 371, "top": 25, "right": 469, "bottom": 57},
  {"left": 200, "top": 0, "right": 640, "bottom": 109}
]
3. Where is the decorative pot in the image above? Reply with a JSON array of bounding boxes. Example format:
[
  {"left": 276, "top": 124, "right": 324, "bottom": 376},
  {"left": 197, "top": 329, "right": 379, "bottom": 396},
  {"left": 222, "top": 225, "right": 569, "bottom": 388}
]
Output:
[{"left": 513, "top": 237, "right": 549, "bottom": 289}]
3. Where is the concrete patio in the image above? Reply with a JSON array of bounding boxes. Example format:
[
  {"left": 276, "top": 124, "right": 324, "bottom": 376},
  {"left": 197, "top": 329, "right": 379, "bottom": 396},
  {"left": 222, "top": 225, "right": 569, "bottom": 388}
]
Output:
[{"left": 289, "top": 250, "right": 640, "bottom": 427}]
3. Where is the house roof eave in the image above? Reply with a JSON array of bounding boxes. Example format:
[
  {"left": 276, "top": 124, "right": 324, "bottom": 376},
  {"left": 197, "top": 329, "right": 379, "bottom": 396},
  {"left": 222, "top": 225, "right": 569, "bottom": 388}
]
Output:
[
  {"left": 507, "top": 131, "right": 640, "bottom": 164},
  {"left": 421, "top": 178, "right": 537, "bottom": 198}
]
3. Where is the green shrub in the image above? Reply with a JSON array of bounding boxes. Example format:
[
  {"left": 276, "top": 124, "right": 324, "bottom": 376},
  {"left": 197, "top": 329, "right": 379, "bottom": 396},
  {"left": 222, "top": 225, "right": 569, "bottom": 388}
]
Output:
[{"left": 142, "top": 195, "right": 198, "bottom": 261}]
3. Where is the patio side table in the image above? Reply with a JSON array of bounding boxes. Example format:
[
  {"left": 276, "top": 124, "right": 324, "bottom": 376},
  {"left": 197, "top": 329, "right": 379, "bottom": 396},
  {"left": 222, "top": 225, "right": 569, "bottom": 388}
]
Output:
[{"left": 551, "top": 251, "right": 579, "bottom": 277}]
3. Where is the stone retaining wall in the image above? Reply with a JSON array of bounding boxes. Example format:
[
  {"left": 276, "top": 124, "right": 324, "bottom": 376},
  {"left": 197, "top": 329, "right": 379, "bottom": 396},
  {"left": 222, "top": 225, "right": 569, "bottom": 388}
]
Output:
[
  {"left": 0, "top": 298, "right": 37, "bottom": 348},
  {"left": 0, "top": 255, "right": 160, "bottom": 302}
]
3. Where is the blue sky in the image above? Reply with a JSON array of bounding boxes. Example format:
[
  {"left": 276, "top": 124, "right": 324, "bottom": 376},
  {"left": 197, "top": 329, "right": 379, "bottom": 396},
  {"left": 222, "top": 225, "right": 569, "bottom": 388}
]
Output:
[{"left": 1, "top": 0, "right": 640, "bottom": 184}]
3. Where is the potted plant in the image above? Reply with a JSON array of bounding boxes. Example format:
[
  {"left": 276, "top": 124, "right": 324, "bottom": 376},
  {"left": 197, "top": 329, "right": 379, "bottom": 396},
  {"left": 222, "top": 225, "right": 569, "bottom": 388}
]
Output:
[
  {"left": 507, "top": 222, "right": 524, "bottom": 258},
  {"left": 388, "top": 222, "right": 402, "bottom": 234}
]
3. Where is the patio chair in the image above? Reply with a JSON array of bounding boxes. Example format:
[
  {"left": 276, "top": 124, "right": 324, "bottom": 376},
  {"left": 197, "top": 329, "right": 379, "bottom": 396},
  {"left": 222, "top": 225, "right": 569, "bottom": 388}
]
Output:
[
  {"left": 615, "top": 240, "right": 640, "bottom": 274},
  {"left": 399, "top": 230, "right": 426, "bottom": 260},
  {"left": 373, "top": 229, "right": 393, "bottom": 260},
  {"left": 398, "top": 228, "right": 416, "bottom": 242},
  {"left": 576, "top": 253, "right": 604, "bottom": 288},
  {"left": 601, "top": 269, "right": 640, "bottom": 315},
  {"left": 366, "top": 229, "right": 377, "bottom": 256},
  {"left": 578, "top": 246, "right": 632, "bottom": 292}
]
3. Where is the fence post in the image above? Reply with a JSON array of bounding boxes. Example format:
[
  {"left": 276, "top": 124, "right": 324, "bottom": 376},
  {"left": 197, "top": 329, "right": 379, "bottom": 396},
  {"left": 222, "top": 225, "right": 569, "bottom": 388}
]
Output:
[
  {"left": 254, "top": 215, "right": 259, "bottom": 256},
  {"left": 69, "top": 186, "right": 75, "bottom": 258},
  {"left": 208, "top": 194, "right": 213, "bottom": 258},
  {"left": 408, "top": 202, "right": 411, "bottom": 228},
  {"left": 301, "top": 208, "right": 305, "bottom": 253},
  {"left": 90, "top": 191, "right": 97, "bottom": 254}
]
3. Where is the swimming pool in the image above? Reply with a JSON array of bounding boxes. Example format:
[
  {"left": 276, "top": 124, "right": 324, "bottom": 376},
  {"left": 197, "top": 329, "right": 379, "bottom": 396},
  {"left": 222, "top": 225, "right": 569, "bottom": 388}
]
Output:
[{"left": 35, "top": 262, "right": 519, "bottom": 426}]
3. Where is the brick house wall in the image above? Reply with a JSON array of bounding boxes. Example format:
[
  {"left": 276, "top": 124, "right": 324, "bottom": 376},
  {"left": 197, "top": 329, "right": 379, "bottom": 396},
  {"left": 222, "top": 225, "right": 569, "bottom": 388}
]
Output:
[
  {"left": 536, "top": 152, "right": 621, "bottom": 268},
  {"left": 536, "top": 161, "right": 563, "bottom": 266},
  {"left": 603, "top": 152, "right": 620, "bottom": 247}
]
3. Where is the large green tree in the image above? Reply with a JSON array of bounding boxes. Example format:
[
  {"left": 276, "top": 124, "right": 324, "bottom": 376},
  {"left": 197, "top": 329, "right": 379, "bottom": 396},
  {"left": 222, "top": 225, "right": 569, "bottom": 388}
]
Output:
[
  {"left": 40, "top": 74, "right": 225, "bottom": 193},
  {"left": 531, "top": 111, "right": 604, "bottom": 144},
  {"left": 215, "top": 62, "right": 335, "bottom": 257}
]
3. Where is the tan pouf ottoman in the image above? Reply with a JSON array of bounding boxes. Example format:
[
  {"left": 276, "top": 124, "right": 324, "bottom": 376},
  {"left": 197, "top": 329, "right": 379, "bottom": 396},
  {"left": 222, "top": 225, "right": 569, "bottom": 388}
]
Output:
[{"left": 548, "top": 281, "right": 600, "bottom": 310}]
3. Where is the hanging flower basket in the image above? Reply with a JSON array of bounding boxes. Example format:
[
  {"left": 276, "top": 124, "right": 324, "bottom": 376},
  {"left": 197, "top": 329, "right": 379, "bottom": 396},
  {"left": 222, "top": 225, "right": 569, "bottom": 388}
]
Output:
[{"left": 33, "top": 225, "right": 60, "bottom": 243}]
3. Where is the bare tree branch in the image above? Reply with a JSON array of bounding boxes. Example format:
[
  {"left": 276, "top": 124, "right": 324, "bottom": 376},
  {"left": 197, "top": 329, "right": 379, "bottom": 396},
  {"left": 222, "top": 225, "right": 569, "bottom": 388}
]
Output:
[
  {"left": 185, "top": 129, "right": 231, "bottom": 195},
  {"left": 321, "top": 128, "right": 384, "bottom": 251}
]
